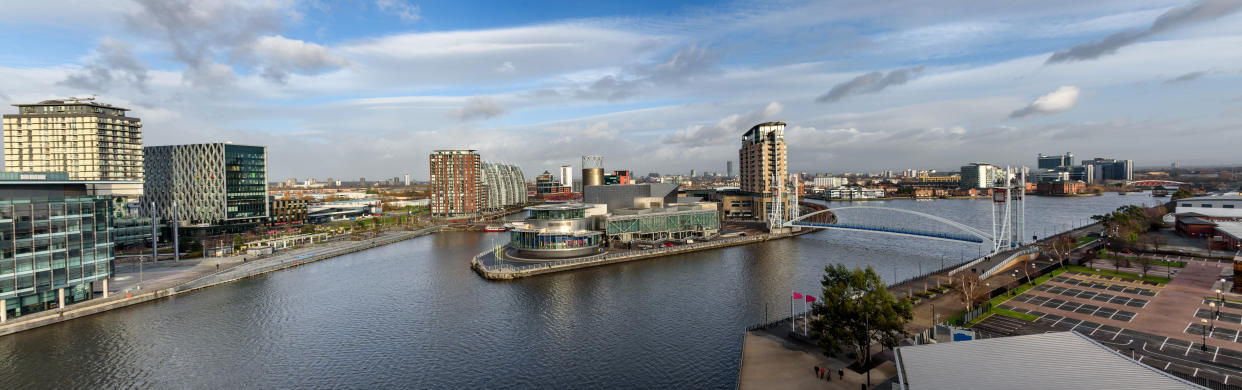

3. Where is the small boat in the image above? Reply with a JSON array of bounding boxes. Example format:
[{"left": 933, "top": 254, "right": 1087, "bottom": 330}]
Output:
[{"left": 483, "top": 225, "right": 508, "bottom": 232}]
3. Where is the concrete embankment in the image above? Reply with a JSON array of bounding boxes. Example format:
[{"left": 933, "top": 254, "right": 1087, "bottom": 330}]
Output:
[
  {"left": 0, "top": 226, "right": 442, "bottom": 338},
  {"left": 472, "top": 230, "right": 812, "bottom": 280}
]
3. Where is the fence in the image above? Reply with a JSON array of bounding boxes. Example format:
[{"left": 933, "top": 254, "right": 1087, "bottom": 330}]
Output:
[{"left": 978, "top": 247, "right": 1040, "bottom": 280}]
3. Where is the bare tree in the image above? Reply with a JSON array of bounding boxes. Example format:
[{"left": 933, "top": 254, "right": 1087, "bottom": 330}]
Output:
[
  {"left": 1016, "top": 257, "right": 1035, "bottom": 285},
  {"left": 955, "top": 272, "right": 985, "bottom": 311},
  {"left": 1138, "top": 259, "right": 1155, "bottom": 279},
  {"left": 1041, "top": 235, "right": 1076, "bottom": 269}
]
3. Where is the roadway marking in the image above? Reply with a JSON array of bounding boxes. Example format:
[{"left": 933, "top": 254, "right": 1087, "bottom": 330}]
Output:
[
  {"left": 1138, "top": 355, "right": 1145, "bottom": 362},
  {"left": 1186, "top": 342, "right": 1194, "bottom": 356},
  {"left": 1113, "top": 329, "right": 1123, "bottom": 341},
  {"left": 1160, "top": 337, "right": 1169, "bottom": 351},
  {"left": 1165, "top": 362, "right": 1171, "bottom": 370},
  {"left": 1216, "top": 347, "right": 1221, "bottom": 361},
  {"left": 1090, "top": 326, "right": 1099, "bottom": 336},
  {"left": 1195, "top": 368, "right": 1199, "bottom": 377}
]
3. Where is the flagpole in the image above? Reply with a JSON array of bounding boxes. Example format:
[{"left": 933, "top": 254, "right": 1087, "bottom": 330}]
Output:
[
  {"left": 803, "top": 298, "right": 808, "bottom": 334},
  {"left": 791, "top": 290, "right": 795, "bottom": 332}
]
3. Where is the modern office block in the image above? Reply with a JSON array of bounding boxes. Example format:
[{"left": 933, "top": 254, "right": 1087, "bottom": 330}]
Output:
[
  {"left": 143, "top": 143, "right": 269, "bottom": 226},
  {"left": 0, "top": 175, "right": 114, "bottom": 322}
]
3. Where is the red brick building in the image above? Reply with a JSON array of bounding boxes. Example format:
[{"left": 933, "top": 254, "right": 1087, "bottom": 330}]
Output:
[
  {"left": 1036, "top": 180, "right": 1086, "bottom": 195},
  {"left": 429, "top": 149, "right": 483, "bottom": 219}
]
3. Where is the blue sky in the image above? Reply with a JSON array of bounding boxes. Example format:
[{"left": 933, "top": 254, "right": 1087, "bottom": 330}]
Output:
[{"left": 0, "top": 0, "right": 1240, "bottom": 180}]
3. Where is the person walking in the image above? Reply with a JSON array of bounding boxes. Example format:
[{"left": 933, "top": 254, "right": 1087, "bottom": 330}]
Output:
[
  {"left": 813, "top": 365, "right": 819, "bottom": 378},
  {"left": 838, "top": 368, "right": 844, "bottom": 380}
]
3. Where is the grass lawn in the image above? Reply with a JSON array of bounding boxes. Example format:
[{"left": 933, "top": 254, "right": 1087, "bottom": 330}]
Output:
[
  {"left": 1098, "top": 253, "right": 1185, "bottom": 268},
  {"left": 1077, "top": 236, "right": 1099, "bottom": 245},
  {"left": 1067, "top": 265, "right": 1170, "bottom": 285},
  {"left": 986, "top": 267, "right": 1068, "bottom": 308}
]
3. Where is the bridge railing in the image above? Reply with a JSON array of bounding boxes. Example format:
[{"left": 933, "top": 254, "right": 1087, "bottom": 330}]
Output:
[{"left": 791, "top": 221, "right": 984, "bottom": 243}]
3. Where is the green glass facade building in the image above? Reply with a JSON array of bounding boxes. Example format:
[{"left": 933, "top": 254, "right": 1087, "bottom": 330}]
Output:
[
  {"left": 143, "top": 143, "right": 269, "bottom": 226},
  {"left": 0, "top": 179, "right": 114, "bottom": 322}
]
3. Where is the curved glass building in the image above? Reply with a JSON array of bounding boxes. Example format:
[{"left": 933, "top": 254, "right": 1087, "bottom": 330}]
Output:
[{"left": 508, "top": 204, "right": 603, "bottom": 259}]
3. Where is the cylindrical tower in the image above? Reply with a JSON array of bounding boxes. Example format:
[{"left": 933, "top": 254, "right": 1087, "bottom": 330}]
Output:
[{"left": 582, "top": 155, "right": 604, "bottom": 187}]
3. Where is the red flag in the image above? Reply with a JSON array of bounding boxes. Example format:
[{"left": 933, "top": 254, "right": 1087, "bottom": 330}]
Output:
[
  {"left": 805, "top": 295, "right": 816, "bottom": 303},
  {"left": 792, "top": 292, "right": 803, "bottom": 299}
]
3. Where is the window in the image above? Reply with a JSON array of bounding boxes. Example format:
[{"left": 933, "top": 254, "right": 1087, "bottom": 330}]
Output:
[
  {"left": 1182, "top": 203, "right": 1191, "bottom": 207},
  {"left": 1202, "top": 204, "right": 1213, "bottom": 208},
  {"left": 1225, "top": 205, "right": 1236, "bottom": 209}
]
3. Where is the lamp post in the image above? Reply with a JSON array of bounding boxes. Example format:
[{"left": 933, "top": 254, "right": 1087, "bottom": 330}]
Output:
[
  {"left": 1202, "top": 318, "right": 1209, "bottom": 351},
  {"left": 1217, "top": 288, "right": 1224, "bottom": 316}
]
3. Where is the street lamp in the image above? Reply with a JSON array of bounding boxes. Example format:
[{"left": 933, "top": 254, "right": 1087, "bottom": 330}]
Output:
[
  {"left": 1217, "top": 288, "right": 1225, "bottom": 315},
  {"left": 1201, "top": 318, "right": 1209, "bottom": 351}
]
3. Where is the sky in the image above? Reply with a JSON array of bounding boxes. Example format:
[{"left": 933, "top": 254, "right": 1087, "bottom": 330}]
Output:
[{"left": 1, "top": 0, "right": 1240, "bottom": 181}]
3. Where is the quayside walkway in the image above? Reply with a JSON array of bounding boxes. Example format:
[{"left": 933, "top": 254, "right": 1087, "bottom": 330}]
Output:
[{"left": 0, "top": 227, "right": 441, "bottom": 338}]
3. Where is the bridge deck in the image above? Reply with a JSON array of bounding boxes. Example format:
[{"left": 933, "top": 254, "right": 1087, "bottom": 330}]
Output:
[{"left": 790, "top": 221, "right": 985, "bottom": 243}]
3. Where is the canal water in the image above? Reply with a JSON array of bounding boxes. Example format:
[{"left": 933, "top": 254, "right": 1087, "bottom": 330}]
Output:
[{"left": 0, "top": 193, "right": 1155, "bottom": 388}]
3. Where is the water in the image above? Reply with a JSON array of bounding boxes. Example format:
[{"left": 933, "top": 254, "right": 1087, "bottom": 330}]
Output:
[{"left": 0, "top": 193, "right": 1153, "bottom": 389}]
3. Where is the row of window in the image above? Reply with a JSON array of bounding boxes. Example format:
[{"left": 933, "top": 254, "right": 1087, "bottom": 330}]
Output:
[{"left": 1182, "top": 203, "right": 1238, "bottom": 209}]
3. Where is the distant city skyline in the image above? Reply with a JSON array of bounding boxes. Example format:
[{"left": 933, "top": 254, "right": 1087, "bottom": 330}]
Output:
[{"left": 1, "top": 1, "right": 1240, "bottom": 179}]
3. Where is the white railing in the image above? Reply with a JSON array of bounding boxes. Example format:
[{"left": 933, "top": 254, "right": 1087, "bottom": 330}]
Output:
[{"left": 474, "top": 236, "right": 762, "bottom": 274}]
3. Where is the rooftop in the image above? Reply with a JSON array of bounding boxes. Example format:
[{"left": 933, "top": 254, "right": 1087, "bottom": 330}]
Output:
[
  {"left": 12, "top": 98, "right": 129, "bottom": 111},
  {"left": 895, "top": 331, "right": 1201, "bottom": 390},
  {"left": 1180, "top": 195, "right": 1242, "bottom": 202},
  {"left": 525, "top": 203, "right": 592, "bottom": 211}
]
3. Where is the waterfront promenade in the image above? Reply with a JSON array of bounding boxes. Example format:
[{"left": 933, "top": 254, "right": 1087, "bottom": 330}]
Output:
[{"left": 0, "top": 226, "right": 442, "bottom": 337}]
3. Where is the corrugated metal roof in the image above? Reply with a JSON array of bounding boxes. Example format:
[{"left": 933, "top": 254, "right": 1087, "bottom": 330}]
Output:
[{"left": 895, "top": 332, "right": 1203, "bottom": 390}]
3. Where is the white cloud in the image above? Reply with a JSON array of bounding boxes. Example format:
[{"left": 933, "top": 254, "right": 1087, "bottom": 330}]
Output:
[
  {"left": 375, "top": 0, "right": 421, "bottom": 23},
  {"left": 1009, "top": 86, "right": 1082, "bottom": 118},
  {"left": 247, "top": 35, "right": 351, "bottom": 83}
]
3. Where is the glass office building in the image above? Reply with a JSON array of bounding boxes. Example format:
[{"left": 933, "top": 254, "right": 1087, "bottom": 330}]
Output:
[
  {"left": 0, "top": 176, "right": 114, "bottom": 322},
  {"left": 143, "top": 143, "right": 269, "bottom": 226}
]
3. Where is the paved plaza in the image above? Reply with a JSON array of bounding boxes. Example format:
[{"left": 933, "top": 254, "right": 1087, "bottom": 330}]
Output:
[{"left": 979, "top": 258, "right": 1242, "bottom": 387}]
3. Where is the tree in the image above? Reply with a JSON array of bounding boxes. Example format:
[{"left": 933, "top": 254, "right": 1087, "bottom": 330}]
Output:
[
  {"left": 1138, "top": 259, "right": 1155, "bottom": 279},
  {"left": 1172, "top": 188, "right": 1194, "bottom": 200},
  {"left": 1041, "top": 235, "right": 1075, "bottom": 268},
  {"left": 954, "top": 271, "right": 986, "bottom": 311},
  {"left": 809, "top": 265, "right": 913, "bottom": 372},
  {"left": 1017, "top": 257, "right": 1036, "bottom": 285}
]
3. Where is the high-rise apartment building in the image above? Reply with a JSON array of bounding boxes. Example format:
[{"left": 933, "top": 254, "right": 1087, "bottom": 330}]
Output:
[
  {"left": 143, "top": 143, "right": 269, "bottom": 226},
  {"left": 429, "top": 150, "right": 484, "bottom": 219},
  {"left": 2, "top": 98, "right": 143, "bottom": 187},
  {"left": 739, "top": 122, "right": 787, "bottom": 195},
  {"left": 482, "top": 162, "right": 526, "bottom": 210},
  {"left": 2, "top": 98, "right": 144, "bottom": 207},
  {"left": 726, "top": 160, "right": 733, "bottom": 178},
  {"left": 404, "top": 174, "right": 411, "bottom": 186},
  {"left": 560, "top": 165, "right": 573, "bottom": 188}
]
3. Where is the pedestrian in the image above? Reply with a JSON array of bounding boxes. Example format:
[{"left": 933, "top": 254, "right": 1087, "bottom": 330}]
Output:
[
  {"left": 813, "top": 366, "right": 819, "bottom": 377},
  {"left": 838, "top": 368, "right": 844, "bottom": 380},
  {"left": 825, "top": 369, "right": 831, "bottom": 382}
]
